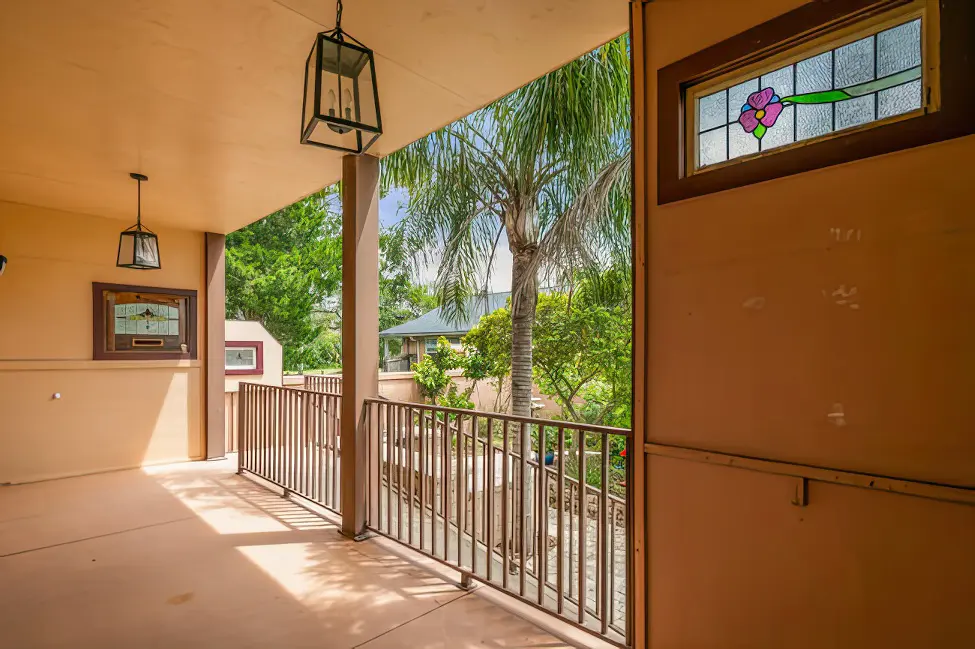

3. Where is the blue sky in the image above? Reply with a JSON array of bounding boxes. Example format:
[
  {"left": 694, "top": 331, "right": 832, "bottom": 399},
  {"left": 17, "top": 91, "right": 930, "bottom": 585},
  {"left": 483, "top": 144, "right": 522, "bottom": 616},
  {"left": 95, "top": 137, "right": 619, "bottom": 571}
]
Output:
[{"left": 379, "top": 187, "right": 513, "bottom": 292}]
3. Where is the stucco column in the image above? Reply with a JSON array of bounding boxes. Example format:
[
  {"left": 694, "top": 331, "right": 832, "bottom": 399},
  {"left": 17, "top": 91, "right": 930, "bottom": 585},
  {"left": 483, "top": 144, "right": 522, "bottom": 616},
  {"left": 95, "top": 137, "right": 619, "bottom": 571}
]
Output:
[
  {"left": 340, "top": 154, "right": 380, "bottom": 538},
  {"left": 205, "top": 232, "right": 226, "bottom": 460}
]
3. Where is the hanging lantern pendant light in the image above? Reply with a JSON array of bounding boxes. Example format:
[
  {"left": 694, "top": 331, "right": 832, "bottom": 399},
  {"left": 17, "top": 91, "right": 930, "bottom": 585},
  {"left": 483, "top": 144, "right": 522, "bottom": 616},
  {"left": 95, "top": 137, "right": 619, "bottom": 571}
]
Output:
[
  {"left": 116, "top": 172, "right": 161, "bottom": 270},
  {"left": 300, "top": 0, "right": 383, "bottom": 153}
]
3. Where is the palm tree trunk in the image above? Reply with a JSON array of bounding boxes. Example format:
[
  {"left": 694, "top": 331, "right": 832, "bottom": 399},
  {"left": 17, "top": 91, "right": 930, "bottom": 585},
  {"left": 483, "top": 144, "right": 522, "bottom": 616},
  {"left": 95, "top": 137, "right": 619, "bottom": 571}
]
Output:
[
  {"left": 509, "top": 247, "right": 538, "bottom": 418},
  {"left": 509, "top": 244, "right": 538, "bottom": 560}
]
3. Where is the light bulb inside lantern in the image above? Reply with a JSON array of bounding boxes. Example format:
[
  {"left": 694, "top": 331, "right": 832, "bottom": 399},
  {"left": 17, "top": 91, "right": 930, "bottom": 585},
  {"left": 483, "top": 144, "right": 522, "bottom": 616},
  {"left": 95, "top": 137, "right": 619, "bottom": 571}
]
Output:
[
  {"left": 327, "top": 89, "right": 337, "bottom": 117},
  {"left": 326, "top": 86, "right": 352, "bottom": 135}
]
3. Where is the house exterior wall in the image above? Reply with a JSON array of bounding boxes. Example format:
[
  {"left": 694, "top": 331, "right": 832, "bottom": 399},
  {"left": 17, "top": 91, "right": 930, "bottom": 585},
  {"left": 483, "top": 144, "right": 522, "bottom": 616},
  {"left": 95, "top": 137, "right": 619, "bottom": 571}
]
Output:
[
  {"left": 0, "top": 201, "right": 207, "bottom": 483},
  {"left": 634, "top": 1, "right": 975, "bottom": 647},
  {"left": 224, "top": 320, "right": 283, "bottom": 392}
]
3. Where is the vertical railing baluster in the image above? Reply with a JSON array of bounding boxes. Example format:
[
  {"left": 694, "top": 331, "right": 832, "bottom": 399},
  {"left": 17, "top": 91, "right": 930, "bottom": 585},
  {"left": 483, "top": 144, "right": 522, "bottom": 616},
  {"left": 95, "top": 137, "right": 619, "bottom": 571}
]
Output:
[
  {"left": 501, "top": 419, "right": 510, "bottom": 590},
  {"left": 537, "top": 424, "right": 547, "bottom": 606},
  {"left": 331, "top": 394, "right": 339, "bottom": 509},
  {"left": 471, "top": 413, "right": 479, "bottom": 575},
  {"left": 291, "top": 390, "right": 297, "bottom": 492},
  {"left": 430, "top": 410, "right": 438, "bottom": 558},
  {"left": 385, "top": 402, "right": 393, "bottom": 535},
  {"left": 519, "top": 421, "right": 527, "bottom": 598},
  {"left": 442, "top": 409, "right": 450, "bottom": 562},
  {"left": 610, "top": 499, "right": 617, "bottom": 630},
  {"left": 313, "top": 394, "right": 320, "bottom": 502},
  {"left": 578, "top": 427, "right": 587, "bottom": 624},
  {"left": 557, "top": 426, "right": 565, "bottom": 614},
  {"left": 408, "top": 405, "right": 415, "bottom": 546},
  {"left": 455, "top": 412, "right": 463, "bottom": 568},
  {"left": 418, "top": 406, "right": 426, "bottom": 553},
  {"left": 568, "top": 475, "right": 575, "bottom": 603},
  {"left": 600, "top": 433, "right": 610, "bottom": 634},
  {"left": 327, "top": 393, "right": 332, "bottom": 507},
  {"left": 264, "top": 386, "right": 270, "bottom": 480},
  {"left": 396, "top": 405, "right": 404, "bottom": 540},
  {"left": 486, "top": 417, "right": 495, "bottom": 583}
]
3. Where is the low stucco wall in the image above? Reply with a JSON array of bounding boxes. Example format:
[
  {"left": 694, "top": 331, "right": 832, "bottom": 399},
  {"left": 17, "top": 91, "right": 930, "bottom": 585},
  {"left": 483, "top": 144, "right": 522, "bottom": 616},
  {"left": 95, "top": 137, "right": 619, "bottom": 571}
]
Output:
[
  {"left": 318, "top": 370, "right": 561, "bottom": 417},
  {"left": 0, "top": 201, "right": 206, "bottom": 484}
]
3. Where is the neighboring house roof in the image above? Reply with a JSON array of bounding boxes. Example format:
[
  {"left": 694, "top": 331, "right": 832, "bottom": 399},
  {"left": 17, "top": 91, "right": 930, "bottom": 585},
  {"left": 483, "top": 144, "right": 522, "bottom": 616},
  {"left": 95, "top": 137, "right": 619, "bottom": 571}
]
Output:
[{"left": 380, "top": 292, "right": 510, "bottom": 338}]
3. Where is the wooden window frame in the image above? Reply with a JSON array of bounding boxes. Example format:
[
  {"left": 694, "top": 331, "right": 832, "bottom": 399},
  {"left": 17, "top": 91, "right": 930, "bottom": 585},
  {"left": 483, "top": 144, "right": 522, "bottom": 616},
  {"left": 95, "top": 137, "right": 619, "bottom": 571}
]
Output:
[
  {"left": 225, "top": 340, "right": 264, "bottom": 376},
  {"left": 92, "top": 282, "right": 198, "bottom": 361},
  {"left": 658, "top": 0, "right": 975, "bottom": 204}
]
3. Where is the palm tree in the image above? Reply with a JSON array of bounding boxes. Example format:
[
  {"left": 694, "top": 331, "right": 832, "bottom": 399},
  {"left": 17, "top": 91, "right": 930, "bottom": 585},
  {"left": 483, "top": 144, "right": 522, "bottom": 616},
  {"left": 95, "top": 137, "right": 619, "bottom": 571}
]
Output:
[{"left": 382, "top": 36, "right": 630, "bottom": 418}]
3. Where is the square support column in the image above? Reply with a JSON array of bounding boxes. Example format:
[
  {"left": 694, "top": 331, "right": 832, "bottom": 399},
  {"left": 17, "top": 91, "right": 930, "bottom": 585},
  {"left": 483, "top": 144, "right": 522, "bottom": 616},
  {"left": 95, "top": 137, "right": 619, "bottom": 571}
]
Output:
[
  {"left": 340, "top": 154, "right": 380, "bottom": 537},
  {"left": 205, "top": 232, "right": 226, "bottom": 460}
]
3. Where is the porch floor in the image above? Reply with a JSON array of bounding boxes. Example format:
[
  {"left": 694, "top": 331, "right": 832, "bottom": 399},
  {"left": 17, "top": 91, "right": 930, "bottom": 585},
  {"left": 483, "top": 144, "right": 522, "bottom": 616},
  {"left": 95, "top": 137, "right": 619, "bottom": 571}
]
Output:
[{"left": 0, "top": 458, "right": 573, "bottom": 649}]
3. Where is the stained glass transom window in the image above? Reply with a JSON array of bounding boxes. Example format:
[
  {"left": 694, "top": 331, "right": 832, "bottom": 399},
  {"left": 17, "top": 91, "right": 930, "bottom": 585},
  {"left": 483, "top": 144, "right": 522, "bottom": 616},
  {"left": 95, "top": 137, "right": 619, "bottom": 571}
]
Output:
[{"left": 693, "top": 17, "right": 924, "bottom": 170}]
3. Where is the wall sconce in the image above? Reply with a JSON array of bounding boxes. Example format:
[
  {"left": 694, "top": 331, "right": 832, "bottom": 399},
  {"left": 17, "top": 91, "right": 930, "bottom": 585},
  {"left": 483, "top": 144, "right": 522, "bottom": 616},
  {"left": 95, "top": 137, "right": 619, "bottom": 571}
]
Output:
[
  {"left": 0, "top": 255, "right": 6, "bottom": 276},
  {"left": 117, "top": 173, "right": 161, "bottom": 270}
]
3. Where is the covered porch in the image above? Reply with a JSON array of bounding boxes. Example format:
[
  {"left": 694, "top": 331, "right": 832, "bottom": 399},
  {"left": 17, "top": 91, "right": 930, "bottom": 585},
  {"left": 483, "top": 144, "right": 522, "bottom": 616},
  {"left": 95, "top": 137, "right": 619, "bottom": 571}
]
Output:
[{"left": 0, "top": 456, "right": 587, "bottom": 648}]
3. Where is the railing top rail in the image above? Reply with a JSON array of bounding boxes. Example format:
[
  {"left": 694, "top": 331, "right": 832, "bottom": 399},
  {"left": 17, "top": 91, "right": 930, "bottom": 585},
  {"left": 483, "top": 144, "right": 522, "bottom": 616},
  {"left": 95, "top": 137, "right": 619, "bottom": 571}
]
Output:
[
  {"left": 239, "top": 381, "right": 341, "bottom": 398},
  {"left": 364, "top": 397, "right": 631, "bottom": 437}
]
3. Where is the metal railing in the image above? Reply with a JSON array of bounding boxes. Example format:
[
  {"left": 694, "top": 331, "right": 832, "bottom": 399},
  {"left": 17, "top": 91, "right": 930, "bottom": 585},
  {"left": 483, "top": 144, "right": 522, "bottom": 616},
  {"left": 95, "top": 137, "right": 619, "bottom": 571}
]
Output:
[
  {"left": 238, "top": 383, "right": 342, "bottom": 514},
  {"left": 304, "top": 374, "right": 343, "bottom": 394},
  {"left": 364, "top": 398, "right": 631, "bottom": 646}
]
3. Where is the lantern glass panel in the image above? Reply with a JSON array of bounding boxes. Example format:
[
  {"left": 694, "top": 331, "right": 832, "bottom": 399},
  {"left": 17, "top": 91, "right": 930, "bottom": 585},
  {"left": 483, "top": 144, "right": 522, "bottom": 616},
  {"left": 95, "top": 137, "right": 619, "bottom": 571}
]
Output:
[
  {"left": 354, "top": 55, "right": 379, "bottom": 131},
  {"left": 134, "top": 232, "right": 160, "bottom": 268},
  {"left": 117, "top": 232, "right": 135, "bottom": 266},
  {"left": 302, "top": 37, "right": 319, "bottom": 141}
]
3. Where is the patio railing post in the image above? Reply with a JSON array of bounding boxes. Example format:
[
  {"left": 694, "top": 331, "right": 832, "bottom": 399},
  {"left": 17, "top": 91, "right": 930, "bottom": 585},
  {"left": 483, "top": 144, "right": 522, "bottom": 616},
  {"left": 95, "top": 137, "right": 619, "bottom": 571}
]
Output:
[{"left": 339, "top": 153, "right": 380, "bottom": 539}]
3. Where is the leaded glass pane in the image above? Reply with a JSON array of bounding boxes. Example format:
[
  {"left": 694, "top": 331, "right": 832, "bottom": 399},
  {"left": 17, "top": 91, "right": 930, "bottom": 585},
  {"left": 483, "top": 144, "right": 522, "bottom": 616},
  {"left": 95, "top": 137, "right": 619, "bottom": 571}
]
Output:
[
  {"left": 728, "top": 124, "right": 759, "bottom": 159},
  {"left": 698, "top": 91, "right": 727, "bottom": 132},
  {"left": 761, "top": 105, "right": 794, "bottom": 151},
  {"left": 834, "top": 36, "right": 875, "bottom": 88},
  {"left": 699, "top": 127, "right": 727, "bottom": 167},
  {"left": 878, "top": 79, "right": 922, "bottom": 119},
  {"left": 835, "top": 94, "right": 876, "bottom": 130},
  {"left": 796, "top": 104, "right": 832, "bottom": 141},
  {"left": 727, "top": 78, "right": 758, "bottom": 123},
  {"left": 877, "top": 19, "right": 921, "bottom": 77},
  {"left": 796, "top": 51, "right": 833, "bottom": 93},
  {"left": 760, "top": 66, "right": 794, "bottom": 98}
]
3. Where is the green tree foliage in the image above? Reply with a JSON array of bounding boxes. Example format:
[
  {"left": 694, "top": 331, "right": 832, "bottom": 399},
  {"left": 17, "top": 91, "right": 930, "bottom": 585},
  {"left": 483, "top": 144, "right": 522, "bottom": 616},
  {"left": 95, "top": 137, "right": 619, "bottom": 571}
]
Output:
[
  {"left": 226, "top": 188, "right": 341, "bottom": 371},
  {"left": 462, "top": 272, "right": 632, "bottom": 428},
  {"left": 379, "top": 226, "right": 437, "bottom": 361},
  {"left": 534, "top": 280, "right": 631, "bottom": 429},
  {"left": 462, "top": 305, "right": 512, "bottom": 411},
  {"left": 383, "top": 36, "right": 631, "bottom": 416},
  {"left": 411, "top": 337, "right": 475, "bottom": 408}
]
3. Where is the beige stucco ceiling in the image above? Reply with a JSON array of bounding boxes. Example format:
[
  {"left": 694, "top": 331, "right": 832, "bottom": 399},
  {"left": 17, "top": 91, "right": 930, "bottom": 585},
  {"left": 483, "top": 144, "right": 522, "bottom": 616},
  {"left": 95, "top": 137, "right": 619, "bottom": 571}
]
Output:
[{"left": 0, "top": 0, "right": 627, "bottom": 234}]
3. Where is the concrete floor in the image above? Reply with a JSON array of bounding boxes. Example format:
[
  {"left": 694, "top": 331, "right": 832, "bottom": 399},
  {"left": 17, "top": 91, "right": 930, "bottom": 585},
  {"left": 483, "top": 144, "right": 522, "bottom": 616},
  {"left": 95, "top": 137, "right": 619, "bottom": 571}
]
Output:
[{"left": 0, "top": 458, "right": 581, "bottom": 649}]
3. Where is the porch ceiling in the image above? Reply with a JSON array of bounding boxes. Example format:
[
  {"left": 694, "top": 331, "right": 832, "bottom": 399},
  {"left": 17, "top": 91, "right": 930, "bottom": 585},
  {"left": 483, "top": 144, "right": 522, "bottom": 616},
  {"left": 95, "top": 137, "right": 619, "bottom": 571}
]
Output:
[{"left": 0, "top": 0, "right": 627, "bottom": 233}]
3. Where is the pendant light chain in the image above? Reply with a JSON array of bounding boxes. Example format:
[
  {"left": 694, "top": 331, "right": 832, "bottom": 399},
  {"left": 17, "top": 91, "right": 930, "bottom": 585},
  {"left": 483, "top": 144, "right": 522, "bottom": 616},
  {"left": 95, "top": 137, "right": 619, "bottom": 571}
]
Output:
[{"left": 335, "top": 0, "right": 343, "bottom": 32}]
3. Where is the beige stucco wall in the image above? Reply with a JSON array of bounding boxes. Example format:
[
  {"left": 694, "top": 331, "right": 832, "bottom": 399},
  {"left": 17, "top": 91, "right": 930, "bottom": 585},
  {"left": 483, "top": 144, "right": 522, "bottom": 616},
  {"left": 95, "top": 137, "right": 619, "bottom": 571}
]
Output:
[
  {"left": 0, "top": 201, "right": 206, "bottom": 484},
  {"left": 224, "top": 320, "right": 283, "bottom": 392},
  {"left": 641, "top": 1, "right": 975, "bottom": 646}
]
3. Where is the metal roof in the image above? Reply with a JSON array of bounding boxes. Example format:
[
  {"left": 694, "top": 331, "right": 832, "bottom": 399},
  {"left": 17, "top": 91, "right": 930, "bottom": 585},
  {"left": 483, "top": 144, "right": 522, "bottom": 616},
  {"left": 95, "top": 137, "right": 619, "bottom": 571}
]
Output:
[{"left": 380, "top": 292, "right": 510, "bottom": 338}]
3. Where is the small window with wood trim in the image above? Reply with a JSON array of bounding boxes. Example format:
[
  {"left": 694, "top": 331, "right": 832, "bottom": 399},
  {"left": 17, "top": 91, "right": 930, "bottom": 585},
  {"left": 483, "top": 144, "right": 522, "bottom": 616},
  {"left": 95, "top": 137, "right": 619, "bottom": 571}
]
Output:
[
  {"left": 225, "top": 341, "right": 263, "bottom": 375},
  {"left": 93, "top": 283, "right": 197, "bottom": 360},
  {"left": 687, "top": 1, "right": 938, "bottom": 174}
]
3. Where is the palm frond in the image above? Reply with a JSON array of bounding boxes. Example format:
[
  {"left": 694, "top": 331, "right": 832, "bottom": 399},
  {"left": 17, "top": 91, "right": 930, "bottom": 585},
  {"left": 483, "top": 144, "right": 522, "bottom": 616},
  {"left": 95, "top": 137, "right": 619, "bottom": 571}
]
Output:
[{"left": 519, "top": 154, "right": 631, "bottom": 298}]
